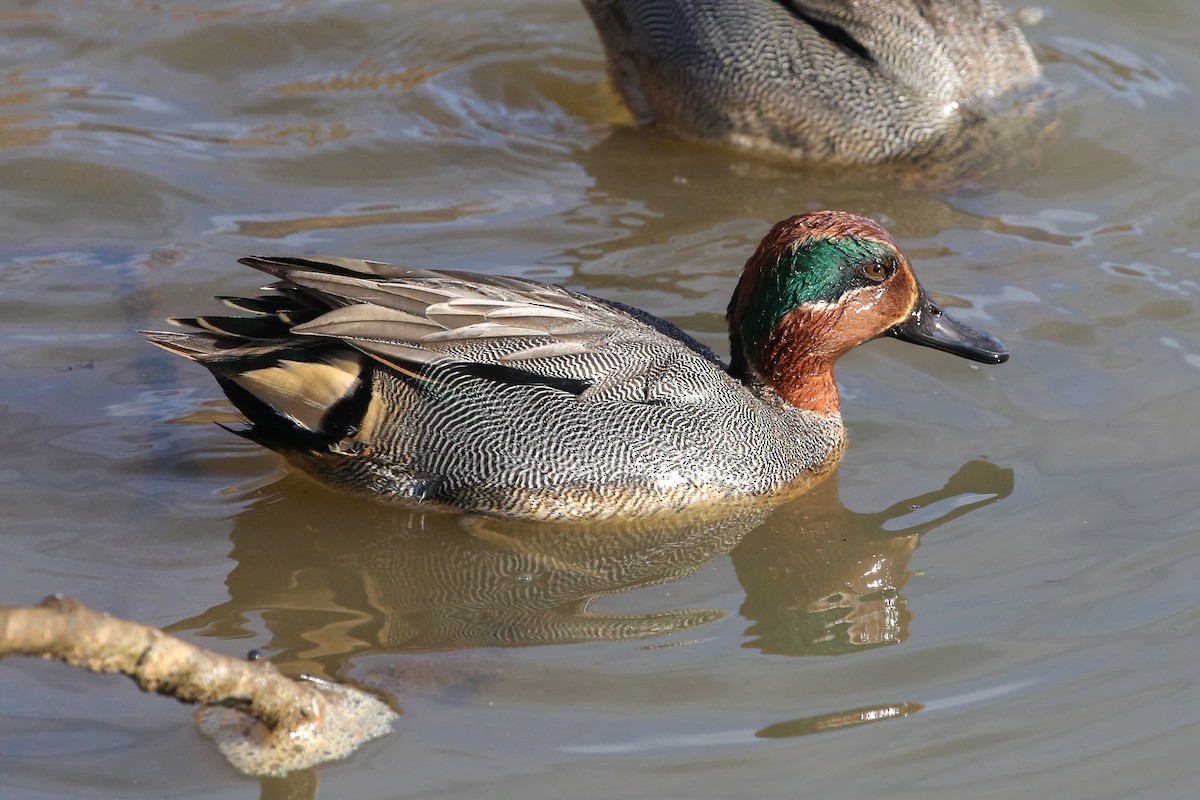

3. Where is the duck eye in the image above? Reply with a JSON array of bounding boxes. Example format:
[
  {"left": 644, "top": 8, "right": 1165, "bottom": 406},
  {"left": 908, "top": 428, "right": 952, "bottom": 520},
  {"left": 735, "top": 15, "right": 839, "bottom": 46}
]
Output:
[{"left": 860, "top": 259, "right": 890, "bottom": 282}]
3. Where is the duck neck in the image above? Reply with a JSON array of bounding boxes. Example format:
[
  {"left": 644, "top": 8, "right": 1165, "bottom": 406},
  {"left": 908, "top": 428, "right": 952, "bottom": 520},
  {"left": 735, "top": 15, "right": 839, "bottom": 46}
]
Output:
[
  {"left": 731, "top": 309, "right": 843, "bottom": 418},
  {"left": 760, "top": 355, "right": 841, "bottom": 417}
]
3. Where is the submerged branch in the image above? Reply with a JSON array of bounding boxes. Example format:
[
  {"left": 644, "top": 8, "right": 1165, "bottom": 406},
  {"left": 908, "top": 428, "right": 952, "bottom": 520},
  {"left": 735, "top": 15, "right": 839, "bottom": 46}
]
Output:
[{"left": 0, "top": 595, "right": 397, "bottom": 776}]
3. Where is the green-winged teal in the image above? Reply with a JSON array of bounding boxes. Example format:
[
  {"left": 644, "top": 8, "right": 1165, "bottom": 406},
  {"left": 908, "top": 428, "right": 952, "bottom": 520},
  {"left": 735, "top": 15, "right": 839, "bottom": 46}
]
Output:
[
  {"left": 145, "top": 211, "right": 1007, "bottom": 520},
  {"left": 581, "top": 0, "right": 1044, "bottom": 167}
]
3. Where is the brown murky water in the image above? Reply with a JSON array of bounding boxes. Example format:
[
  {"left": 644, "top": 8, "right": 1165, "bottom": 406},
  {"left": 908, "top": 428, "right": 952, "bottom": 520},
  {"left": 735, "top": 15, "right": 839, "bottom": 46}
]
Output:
[{"left": 3, "top": 0, "right": 1200, "bottom": 797}]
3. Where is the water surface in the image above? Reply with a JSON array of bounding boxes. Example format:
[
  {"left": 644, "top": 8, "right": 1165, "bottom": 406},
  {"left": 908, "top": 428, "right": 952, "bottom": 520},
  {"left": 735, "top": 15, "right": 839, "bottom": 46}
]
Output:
[{"left": 3, "top": 1, "right": 1200, "bottom": 797}]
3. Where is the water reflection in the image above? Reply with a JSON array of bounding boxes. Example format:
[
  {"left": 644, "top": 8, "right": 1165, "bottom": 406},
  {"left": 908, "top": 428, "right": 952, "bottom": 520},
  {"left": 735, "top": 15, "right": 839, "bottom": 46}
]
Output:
[
  {"left": 575, "top": 127, "right": 1042, "bottom": 243},
  {"left": 736, "top": 460, "right": 1013, "bottom": 657},
  {"left": 756, "top": 701, "right": 924, "bottom": 739},
  {"left": 173, "top": 460, "right": 1012, "bottom": 679},
  {"left": 173, "top": 493, "right": 769, "bottom": 673}
]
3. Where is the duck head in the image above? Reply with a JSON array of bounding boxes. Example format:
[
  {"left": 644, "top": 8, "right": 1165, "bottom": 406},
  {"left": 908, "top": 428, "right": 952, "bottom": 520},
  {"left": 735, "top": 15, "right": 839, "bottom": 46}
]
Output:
[{"left": 728, "top": 212, "right": 1007, "bottom": 415}]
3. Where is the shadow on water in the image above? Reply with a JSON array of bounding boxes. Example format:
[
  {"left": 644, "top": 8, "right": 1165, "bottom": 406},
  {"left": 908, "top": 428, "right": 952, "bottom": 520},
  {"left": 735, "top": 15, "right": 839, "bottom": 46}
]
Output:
[{"left": 171, "top": 460, "right": 1013, "bottom": 679}]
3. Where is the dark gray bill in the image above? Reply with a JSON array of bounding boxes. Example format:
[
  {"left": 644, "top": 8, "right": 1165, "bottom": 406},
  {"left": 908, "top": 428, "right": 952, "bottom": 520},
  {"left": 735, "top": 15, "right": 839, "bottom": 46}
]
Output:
[{"left": 889, "top": 288, "right": 1009, "bottom": 364}]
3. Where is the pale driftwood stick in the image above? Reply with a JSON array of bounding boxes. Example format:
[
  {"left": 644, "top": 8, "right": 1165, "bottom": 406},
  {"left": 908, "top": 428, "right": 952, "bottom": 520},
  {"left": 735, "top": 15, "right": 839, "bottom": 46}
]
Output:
[
  {"left": 0, "top": 594, "right": 322, "bottom": 732},
  {"left": 0, "top": 595, "right": 397, "bottom": 776}
]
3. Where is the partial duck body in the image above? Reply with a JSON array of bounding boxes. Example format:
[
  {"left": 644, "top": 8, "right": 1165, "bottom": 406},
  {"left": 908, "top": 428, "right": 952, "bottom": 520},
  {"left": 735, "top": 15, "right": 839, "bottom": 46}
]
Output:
[{"left": 581, "top": 0, "right": 1046, "bottom": 169}]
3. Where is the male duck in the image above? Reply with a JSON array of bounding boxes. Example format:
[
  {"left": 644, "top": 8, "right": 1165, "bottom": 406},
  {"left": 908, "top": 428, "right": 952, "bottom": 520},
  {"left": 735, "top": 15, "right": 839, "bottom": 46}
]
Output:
[
  {"left": 145, "top": 212, "right": 1006, "bottom": 520},
  {"left": 581, "top": 0, "right": 1044, "bottom": 167}
]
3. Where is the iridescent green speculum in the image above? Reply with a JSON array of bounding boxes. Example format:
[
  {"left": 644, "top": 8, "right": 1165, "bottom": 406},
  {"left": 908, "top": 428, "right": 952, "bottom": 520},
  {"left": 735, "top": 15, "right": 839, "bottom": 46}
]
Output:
[{"left": 739, "top": 235, "right": 894, "bottom": 348}]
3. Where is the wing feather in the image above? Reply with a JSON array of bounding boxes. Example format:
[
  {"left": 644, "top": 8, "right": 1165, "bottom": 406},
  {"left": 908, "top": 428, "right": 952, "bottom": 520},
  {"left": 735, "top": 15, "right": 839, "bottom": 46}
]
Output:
[{"left": 148, "top": 255, "right": 726, "bottom": 405}]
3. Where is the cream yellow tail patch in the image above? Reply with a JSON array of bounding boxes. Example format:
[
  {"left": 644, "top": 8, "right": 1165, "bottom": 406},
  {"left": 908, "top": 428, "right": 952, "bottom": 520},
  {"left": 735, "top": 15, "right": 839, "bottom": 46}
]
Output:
[{"left": 231, "top": 355, "right": 362, "bottom": 433}]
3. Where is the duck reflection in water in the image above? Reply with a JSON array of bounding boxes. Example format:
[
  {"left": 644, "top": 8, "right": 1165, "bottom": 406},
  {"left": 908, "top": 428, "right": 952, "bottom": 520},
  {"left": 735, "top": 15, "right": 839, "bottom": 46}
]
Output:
[
  {"left": 735, "top": 459, "right": 1013, "bottom": 657},
  {"left": 172, "top": 459, "right": 1012, "bottom": 676}
]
